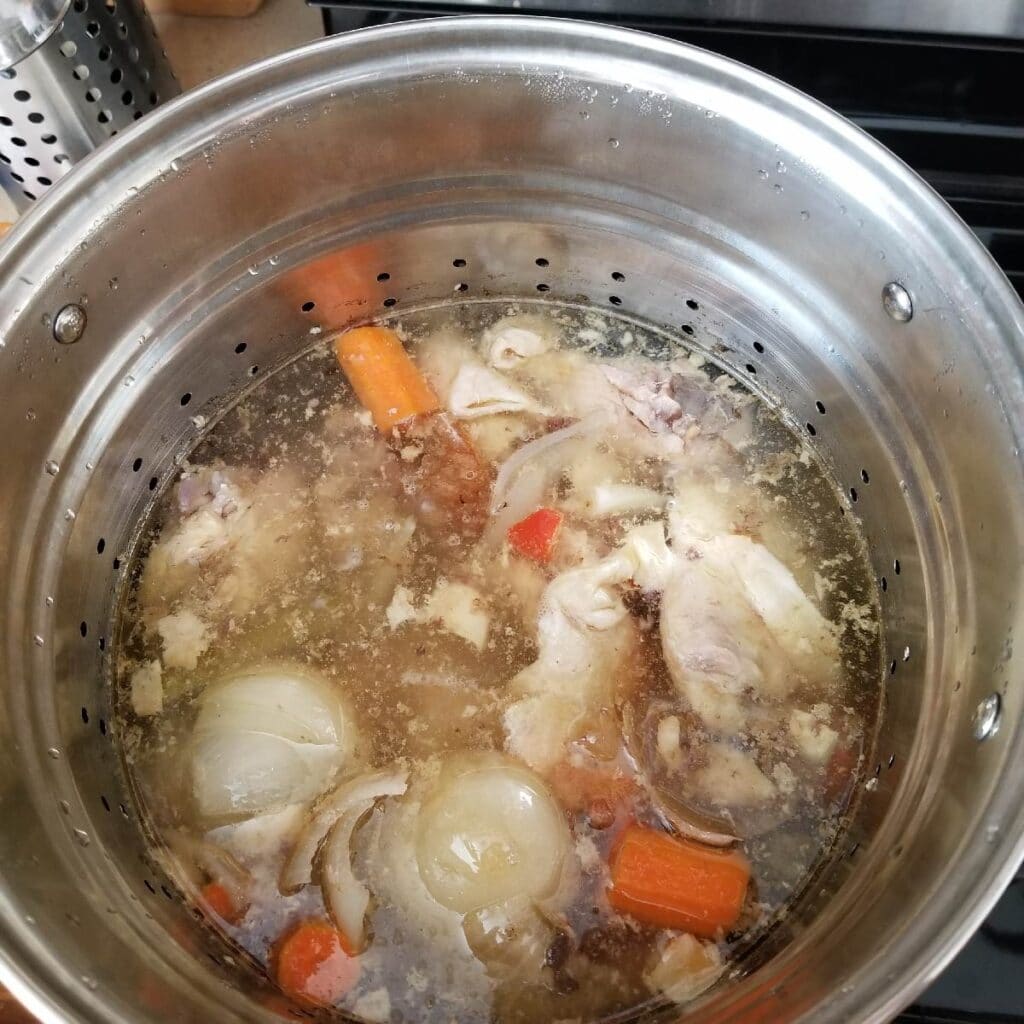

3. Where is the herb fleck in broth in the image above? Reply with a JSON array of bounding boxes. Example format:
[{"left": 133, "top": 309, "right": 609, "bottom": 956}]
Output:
[{"left": 116, "top": 302, "right": 882, "bottom": 1023}]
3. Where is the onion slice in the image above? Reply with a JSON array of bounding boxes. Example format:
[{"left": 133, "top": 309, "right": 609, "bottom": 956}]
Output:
[
  {"left": 489, "top": 411, "right": 607, "bottom": 516},
  {"left": 620, "top": 703, "right": 738, "bottom": 848},
  {"left": 166, "top": 831, "right": 252, "bottom": 909},
  {"left": 280, "top": 768, "right": 408, "bottom": 893},
  {"left": 642, "top": 776, "right": 739, "bottom": 848},
  {"left": 321, "top": 801, "right": 378, "bottom": 951}
]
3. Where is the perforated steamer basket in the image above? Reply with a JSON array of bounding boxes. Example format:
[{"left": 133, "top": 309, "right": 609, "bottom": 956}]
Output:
[
  {"left": 0, "top": 0, "right": 179, "bottom": 209},
  {"left": 0, "top": 16, "right": 1022, "bottom": 1024}
]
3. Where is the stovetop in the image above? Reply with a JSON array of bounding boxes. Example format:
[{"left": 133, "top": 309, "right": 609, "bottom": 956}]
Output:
[{"left": 317, "top": 3, "right": 1024, "bottom": 1020}]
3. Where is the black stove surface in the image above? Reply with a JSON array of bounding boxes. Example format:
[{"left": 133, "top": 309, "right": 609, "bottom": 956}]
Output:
[{"left": 318, "top": 4, "right": 1024, "bottom": 1019}]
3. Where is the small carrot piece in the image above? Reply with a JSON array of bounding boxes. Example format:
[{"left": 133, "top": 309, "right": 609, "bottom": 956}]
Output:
[
  {"left": 274, "top": 919, "right": 360, "bottom": 1007},
  {"left": 608, "top": 825, "right": 750, "bottom": 938},
  {"left": 507, "top": 507, "right": 564, "bottom": 563},
  {"left": 335, "top": 326, "right": 440, "bottom": 431},
  {"left": 199, "top": 882, "right": 238, "bottom": 923},
  {"left": 825, "top": 742, "right": 859, "bottom": 805}
]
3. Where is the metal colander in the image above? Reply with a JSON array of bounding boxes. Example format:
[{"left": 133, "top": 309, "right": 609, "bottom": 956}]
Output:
[
  {"left": 0, "top": 17, "right": 1021, "bottom": 1024},
  {"left": 0, "top": 0, "right": 178, "bottom": 209}
]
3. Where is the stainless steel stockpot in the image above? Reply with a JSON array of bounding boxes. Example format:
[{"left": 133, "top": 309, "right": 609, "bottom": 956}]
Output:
[{"left": 0, "top": 17, "right": 1021, "bottom": 1024}]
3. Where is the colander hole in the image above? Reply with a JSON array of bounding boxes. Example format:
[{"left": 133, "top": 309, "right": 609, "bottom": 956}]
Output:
[
  {"left": 848, "top": 842, "right": 859, "bottom": 858},
  {"left": 873, "top": 763, "right": 881, "bottom": 777},
  {"left": 745, "top": 363, "right": 757, "bottom": 375},
  {"left": 73, "top": 0, "right": 86, "bottom": 10},
  {"left": 0, "top": 155, "right": 10, "bottom": 165},
  {"left": 55, "top": 154, "right": 70, "bottom": 164},
  {"left": 149, "top": 91, "right": 159, "bottom": 106},
  {"left": 0, "top": 116, "right": 9, "bottom": 126},
  {"left": 383, "top": 297, "right": 398, "bottom": 307},
  {"left": 60, "top": 41, "right": 77, "bottom": 58},
  {"left": 119, "top": 803, "right": 129, "bottom": 817},
  {"left": 753, "top": 341, "right": 765, "bottom": 354},
  {"left": 148, "top": 476, "right": 158, "bottom": 490},
  {"left": 99, "top": 718, "right": 107, "bottom": 735},
  {"left": 96, "top": 537, "right": 106, "bottom": 554},
  {"left": 132, "top": 457, "right": 142, "bottom": 471},
  {"left": 24, "top": 157, "right": 39, "bottom": 167},
  {"left": 27, "top": 112, "right": 43, "bottom": 124},
  {"left": 889, "top": 659, "right": 897, "bottom": 676},
  {"left": 97, "top": 110, "right": 111, "bottom": 124},
  {"left": 86, "top": 88, "right": 102, "bottom": 103},
  {"left": 903, "top": 645, "right": 910, "bottom": 662},
  {"left": 105, "top": 0, "right": 117, "bottom": 11},
  {"left": 161, "top": 885, "right": 174, "bottom": 901},
  {"left": 207, "top": 953, "right": 220, "bottom": 966},
  {"left": 98, "top": 637, "right": 106, "bottom": 651},
  {"left": 888, "top": 753, "right": 896, "bottom": 768},
  {"left": 686, "top": 298, "right": 699, "bottom": 311},
  {"left": 609, "top": 295, "right": 622, "bottom": 306},
  {"left": 248, "top": 365, "right": 259, "bottom": 376},
  {"left": 681, "top": 325, "right": 694, "bottom": 336},
  {"left": 81, "top": 707, "right": 89, "bottom": 724},
  {"left": 118, "top": 22, "right": 128, "bottom": 38},
  {"left": 881, "top": 576, "right": 888, "bottom": 592},
  {"left": 452, "top": 258, "right": 467, "bottom": 268},
  {"left": 10, "top": 172, "right": 23, "bottom": 182},
  {"left": 805, "top": 422, "right": 817, "bottom": 436},
  {"left": 536, "top": 283, "right": 550, "bottom": 293},
  {"left": 13, "top": 89, "right": 30, "bottom": 102},
  {"left": 180, "top": 392, "right": 192, "bottom": 407},
  {"left": 86, "top": 21, "right": 100, "bottom": 37},
  {"left": 860, "top": 468, "right": 870, "bottom": 483},
  {"left": 10, "top": 137, "right": 26, "bottom": 147},
  {"left": 110, "top": 68, "right": 123, "bottom": 84},
  {"left": 41, "top": 134, "right": 56, "bottom": 144},
  {"left": 98, "top": 45, "right": 111, "bottom": 62},
  {"left": 894, "top": 558, "right": 901, "bottom": 574},
  {"left": 132, "top": 111, "right": 142, "bottom": 121},
  {"left": 79, "top": 621, "right": 88, "bottom": 638},
  {"left": 0, "top": 69, "right": 14, "bottom": 79},
  {"left": 22, "top": 190, "right": 36, "bottom": 201},
  {"left": 611, "top": 271, "right": 625, "bottom": 282},
  {"left": 815, "top": 400, "right": 826, "bottom": 414},
  {"left": 112, "top": 557, "right": 120, "bottom": 570},
  {"left": 849, "top": 487, "right": 858, "bottom": 502},
  {"left": 100, "top": 795, "right": 110, "bottom": 812},
  {"left": 234, "top": 342, "right": 247, "bottom": 354},
  {"left": 535, "top": 257, "right": 549, "bottom": 268},
  {"left": 300, "top": 301, "right": 315, "bottom": 312},
  {"left": 376, "top": 272, "right": 390, "bottom": 282},
  {"left": 72, "top": 65, "right": 89, "bottom": 81},
  {"left": 37, "top": 176, "right": 52, "bottom": 187},
  {"left": 143, "top": 880, "right": 156, "bottom": 895}
]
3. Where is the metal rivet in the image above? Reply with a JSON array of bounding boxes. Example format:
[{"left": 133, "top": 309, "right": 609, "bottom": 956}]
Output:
[
  {"left": 882, "top": 282, "right": 913, "bottom": 323},
  {"left": 973, "top": 693, "right": 1001, "bottom": 741},
  {"left": 53, "top": 303, "right": 87, "bottom": 344}
]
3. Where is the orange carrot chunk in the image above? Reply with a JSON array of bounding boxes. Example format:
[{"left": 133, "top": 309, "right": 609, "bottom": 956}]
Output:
[
  {"left": 507, "top": 507, "right": 564, "bottom": 563},
  {"left": 334, "top": 326, "right": 440, "bottom": 431},
  {"left": 274, "top": 920, "right": 360, "bottom": 1008},
  {"left": 608, "top": 825, "right": 750, "bottom": 938},
  {"left": 199, "top": 882, "right": 238, "bottom": 923}
]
